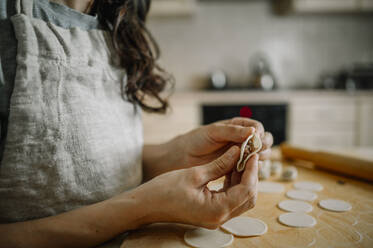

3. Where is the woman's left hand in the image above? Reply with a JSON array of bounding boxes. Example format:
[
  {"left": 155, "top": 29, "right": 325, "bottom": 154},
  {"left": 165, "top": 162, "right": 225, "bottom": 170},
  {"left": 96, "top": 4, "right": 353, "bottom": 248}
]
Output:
[
  {"left": 179, "top": 117, "right": 273, "bottom": 168},
  {"left": 142, "top": 117, "right": 273, "bottom": 180}
]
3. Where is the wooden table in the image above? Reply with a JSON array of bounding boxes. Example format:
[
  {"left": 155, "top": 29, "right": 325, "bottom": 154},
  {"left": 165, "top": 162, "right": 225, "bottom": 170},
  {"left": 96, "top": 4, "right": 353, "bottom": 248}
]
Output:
[{"left": 121, "top": 163, "right": 373, "bottom": 248}]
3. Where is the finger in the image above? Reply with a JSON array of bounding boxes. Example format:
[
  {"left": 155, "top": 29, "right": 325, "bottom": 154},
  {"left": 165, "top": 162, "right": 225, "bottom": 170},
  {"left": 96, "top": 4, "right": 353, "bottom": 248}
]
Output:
[
  {"left": 229, "top": 117, "right": 265, "bottom": 138},
  {"left": 223, "top": 173, "right": 232, "bottom": 190},
  {"left": 230, "top": 170, "right": 241, "bottom": 186},
  {"left": 258, "top": 148, "right": 272, "bottom": 161},
  {"left": 225, "top": 155, "right": 259, "bottom": 215},
  {"left": 261, "top": 132, "right": 273, "bottom": 151},
  {"left": 199, "top": 146, "right": 240, "bottom": 184},
  {"left": 227, "top": 191, "right": 258, "bottom": 219},
  {"left": 190, "top": 143, "right": 233, "bottom": 166},
  {"left": 206, "top": 123, "right": 255, "bottom": 144},
  {"left": 240, "top": 154, "right": 259, "bottom": 187},
  {"left": 213, "top": 154, "right": 258, "bottom": 211}
]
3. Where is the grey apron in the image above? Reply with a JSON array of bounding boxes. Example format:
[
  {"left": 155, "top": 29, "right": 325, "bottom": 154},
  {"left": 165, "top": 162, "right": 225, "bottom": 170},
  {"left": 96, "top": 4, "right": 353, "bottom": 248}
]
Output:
[{"left": 0, "top": 0, "right": 143, "bottom": 230}]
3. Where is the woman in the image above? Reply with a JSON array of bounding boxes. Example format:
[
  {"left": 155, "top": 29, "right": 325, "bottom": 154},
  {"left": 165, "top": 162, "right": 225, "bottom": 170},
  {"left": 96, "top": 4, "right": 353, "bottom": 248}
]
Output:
[{"left": 0, "top": 0, "right": 273, "bottom": 247}]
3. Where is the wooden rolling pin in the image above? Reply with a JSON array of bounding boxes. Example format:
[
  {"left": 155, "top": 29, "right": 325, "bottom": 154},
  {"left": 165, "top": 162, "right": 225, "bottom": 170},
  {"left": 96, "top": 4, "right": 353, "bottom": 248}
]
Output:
[{"left": 280, "top": 143, "right": 373, "bottom": 182}]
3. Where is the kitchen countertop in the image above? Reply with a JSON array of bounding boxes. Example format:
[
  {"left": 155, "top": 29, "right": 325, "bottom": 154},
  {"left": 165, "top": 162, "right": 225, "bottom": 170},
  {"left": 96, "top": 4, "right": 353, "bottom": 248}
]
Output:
[
  {"left": 158, "top": 89, "right": 373, "bottom": 105},
  {"left": 120, "top": 159, "right": 373, "bottom": 248}
]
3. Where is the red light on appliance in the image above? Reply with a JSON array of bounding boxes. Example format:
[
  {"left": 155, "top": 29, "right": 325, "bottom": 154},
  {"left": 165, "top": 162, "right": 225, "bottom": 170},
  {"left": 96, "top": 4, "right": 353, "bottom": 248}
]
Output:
[{"left": 240, "top": 106, "right": 252, "bottom": 118}]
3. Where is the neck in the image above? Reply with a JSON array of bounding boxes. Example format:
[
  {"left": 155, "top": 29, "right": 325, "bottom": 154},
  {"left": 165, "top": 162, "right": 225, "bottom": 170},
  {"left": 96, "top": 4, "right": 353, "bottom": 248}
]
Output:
[{"left": 50, "top": 0, "right": 94, "bottom": 13}]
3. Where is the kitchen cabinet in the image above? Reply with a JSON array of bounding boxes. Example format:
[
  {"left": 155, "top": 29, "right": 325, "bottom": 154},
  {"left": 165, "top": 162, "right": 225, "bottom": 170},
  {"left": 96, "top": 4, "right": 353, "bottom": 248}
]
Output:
[
  {"left": 274, "top": 0, "right": 373, "bottom": 14},
  {"left": 142, "top": 94, "right": 199, "bottom": 144},
  {"left": 149, "top": 0, "right": 197, "bottom": 17},
  {"left": 142, "top": 91, "right": 372, "bottom": 147},
  {"left": 294, "top": 0, "right": 358, "bottom": 12},
  {"left": 288, "top": 96, "right": 357, "bottom": 147},
  {"left": 361, "top": 0, "right": 373, "bottom": 11},
  {"left": 358, "top": 96, "right": 373, "bottom": 146}
]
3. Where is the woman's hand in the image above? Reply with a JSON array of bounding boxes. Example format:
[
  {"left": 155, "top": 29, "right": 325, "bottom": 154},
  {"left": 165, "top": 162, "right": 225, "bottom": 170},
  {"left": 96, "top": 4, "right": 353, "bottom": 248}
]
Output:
[
  {"left": 136, "top": 146, "right": 258, "bottom": 229},
  {"left": 1, "top": 146, "right": 257, "bottom": 248},
  {"left": 143, "top": 117, "right": 272, "bottom": 180},
  {"left": 180, "top": 117, "right": 273, "bottom": 167}
]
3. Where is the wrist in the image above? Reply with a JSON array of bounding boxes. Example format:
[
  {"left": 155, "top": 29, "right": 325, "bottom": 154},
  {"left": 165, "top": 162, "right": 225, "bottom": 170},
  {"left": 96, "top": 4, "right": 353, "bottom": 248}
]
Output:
[
  {"left": 112, "top": 190, "right": 157, "bottom": 230},
  {"left": 142, "top": 135, "right": 185, "bottom": 180},
  {"left": 120, "top": 184, "right": 166, "bottom": 227}
]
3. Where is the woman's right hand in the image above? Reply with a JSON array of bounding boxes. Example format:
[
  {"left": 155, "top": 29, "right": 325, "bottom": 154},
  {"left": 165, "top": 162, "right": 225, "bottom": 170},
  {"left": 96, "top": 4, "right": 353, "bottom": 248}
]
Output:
[
  {"left": 0, "top": 146, "right": 257, "bottom": 248},
  {"left": 133, "top": 146, "right": 259, "bottom": 229}
]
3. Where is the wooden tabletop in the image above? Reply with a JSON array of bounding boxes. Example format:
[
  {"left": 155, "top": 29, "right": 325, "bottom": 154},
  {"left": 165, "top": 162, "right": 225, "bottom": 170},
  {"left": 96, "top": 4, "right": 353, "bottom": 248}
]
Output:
[{"left": 121, "top": 163, "right": 373, "bottom": 248}]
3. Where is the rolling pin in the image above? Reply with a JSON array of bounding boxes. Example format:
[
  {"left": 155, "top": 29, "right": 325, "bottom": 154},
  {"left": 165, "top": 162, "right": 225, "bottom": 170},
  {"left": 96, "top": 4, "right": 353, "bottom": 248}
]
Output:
[{"left": 280, "top": 143, "right": 373, "bottom": 182}]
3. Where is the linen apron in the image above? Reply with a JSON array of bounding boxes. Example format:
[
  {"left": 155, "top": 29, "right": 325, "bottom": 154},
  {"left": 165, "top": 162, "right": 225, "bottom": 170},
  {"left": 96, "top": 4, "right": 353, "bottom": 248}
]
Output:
[{"left": 0, "top": 0, "right": 143, "bottom": 231}]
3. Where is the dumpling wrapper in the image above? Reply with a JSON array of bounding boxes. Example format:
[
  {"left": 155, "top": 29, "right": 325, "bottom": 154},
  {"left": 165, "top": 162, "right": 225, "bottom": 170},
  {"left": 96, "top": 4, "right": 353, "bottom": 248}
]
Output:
[{"left": 236, "top": 133, "right": 262, "bottom": 172}]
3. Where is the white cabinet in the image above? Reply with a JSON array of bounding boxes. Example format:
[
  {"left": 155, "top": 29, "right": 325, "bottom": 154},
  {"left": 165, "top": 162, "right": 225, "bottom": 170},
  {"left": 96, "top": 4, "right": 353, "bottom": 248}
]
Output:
[
  {"left": 149, "top": 0, "right": 197, "bottom": 17},
  {"left": 143, "top": 91, "right": 372, "bottom": 147},
  {"left": 361, "top": 0, "right": 373, "bottom": 11},
  {"left": 142, "top": 94, "right": 199, "bottom": 144},
  {"left": 293, "top": 0, "right": 358, "bottom": 12},
  {"left": 288, "top": 97, "right": 357, "bottom": 147},
  {"left": 275, "top": 0, "right": 373, "bottom": 13},
  {"left": 358, "top": 97, "right": 373, "bottom": 146}
]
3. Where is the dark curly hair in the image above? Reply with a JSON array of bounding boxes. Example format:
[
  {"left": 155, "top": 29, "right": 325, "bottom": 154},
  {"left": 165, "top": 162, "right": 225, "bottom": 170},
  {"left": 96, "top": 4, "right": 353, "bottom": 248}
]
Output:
[{"left": 90, "top": 0, "right": 173, "bottom": 113}]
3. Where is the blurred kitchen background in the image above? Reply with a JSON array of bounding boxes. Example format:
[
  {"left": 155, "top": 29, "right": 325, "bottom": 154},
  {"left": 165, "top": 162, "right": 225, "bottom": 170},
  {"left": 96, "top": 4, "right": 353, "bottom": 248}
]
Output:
[{"left": 142, "top": 0, "right": 373, "bottom": 149}]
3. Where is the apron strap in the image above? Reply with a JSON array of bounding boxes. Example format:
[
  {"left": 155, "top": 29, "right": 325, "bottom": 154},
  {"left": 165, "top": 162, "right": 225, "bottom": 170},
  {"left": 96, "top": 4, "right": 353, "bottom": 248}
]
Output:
[{"left": 15, "top": 0, "right": 34, "bottom": 17}]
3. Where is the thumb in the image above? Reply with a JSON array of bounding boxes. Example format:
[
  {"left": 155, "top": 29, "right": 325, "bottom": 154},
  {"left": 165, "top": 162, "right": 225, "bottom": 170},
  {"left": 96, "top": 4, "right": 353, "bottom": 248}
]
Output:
[{"left": 199, "top": 146, "right": 240, "bottom": 184}]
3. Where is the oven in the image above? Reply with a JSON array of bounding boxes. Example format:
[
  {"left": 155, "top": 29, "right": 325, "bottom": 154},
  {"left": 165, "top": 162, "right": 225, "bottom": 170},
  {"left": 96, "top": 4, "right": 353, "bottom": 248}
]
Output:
[{"left": 202, "top": 104, "right": 288, "bottom": 146}]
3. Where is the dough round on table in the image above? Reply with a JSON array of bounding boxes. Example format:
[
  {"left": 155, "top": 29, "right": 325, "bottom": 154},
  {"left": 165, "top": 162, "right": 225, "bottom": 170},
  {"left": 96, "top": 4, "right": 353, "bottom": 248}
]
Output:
[
  {"left": 278, "top": 213, "right": 317, "bottom": 228},
  {"left": 207, "top": 182, "right": 224, "bottom": 191},
  {"left": 294, "top": 181, "right": 323, "bottom": 192},
  {"left": 318, "top": 199, "right": 352, "bottom": 212},
  {"left": 286, "top": 190, "right": 317, "bottom": 201},
  {"left": 278, "top": 200, "right": 313, "bottom": 213},
  {"left": 184, "top": 228, "right": 233, "bottom": 248},
  {"left": 221, "top": 216, "right": 268, "bottom": 237},
  {"left": 258, "top": 181, "right": 285, "bottom": 193}
]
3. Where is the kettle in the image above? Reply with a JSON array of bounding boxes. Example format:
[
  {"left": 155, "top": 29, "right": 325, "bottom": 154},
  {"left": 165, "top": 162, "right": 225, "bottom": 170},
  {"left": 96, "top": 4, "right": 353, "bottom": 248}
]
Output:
[{"left": 250, "top": 55, "right": 277, "bottom": 90}]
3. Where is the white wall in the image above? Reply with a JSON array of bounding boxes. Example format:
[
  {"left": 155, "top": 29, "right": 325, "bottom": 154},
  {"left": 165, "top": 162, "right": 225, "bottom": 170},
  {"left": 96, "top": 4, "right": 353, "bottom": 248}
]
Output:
[{"left": 148, "top": 1, "right": 373, "bottom": 90}]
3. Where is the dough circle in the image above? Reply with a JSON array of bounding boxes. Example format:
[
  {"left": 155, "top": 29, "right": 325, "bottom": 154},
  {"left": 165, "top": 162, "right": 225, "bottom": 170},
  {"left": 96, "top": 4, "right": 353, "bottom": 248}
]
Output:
[
  {"left": 318, "top": 199, "right": 352, "bottom": 212},
  {"left": 294, "top": 181, "right": 323, "bottom": 192},
  {"left": 207, "top": 182, "right": 224, "bottom": 191},
  {"left": 286, "top": 190, "right": 317, "bottom": 201},
  {"left": 184, "top": 228, "right": 233, "bottom": 248},
  {"left": 221, "top": 216, "right": 268, "bottom": 237},
  {"left": 278, "top": 213, "right": 317, "bottom": 228},
  {"left": 278, "top": 200, "right": 313, "bottom": 213},
  {"left": 258, "top": 181, "right": 285, "bottom": 193}
]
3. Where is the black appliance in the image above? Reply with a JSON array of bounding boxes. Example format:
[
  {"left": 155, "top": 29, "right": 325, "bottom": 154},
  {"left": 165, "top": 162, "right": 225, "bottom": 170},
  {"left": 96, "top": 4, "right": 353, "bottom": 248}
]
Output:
[
  {"left": 202, "top": 104, "right": 288, "bottom": 146},
  {"left": 320, "top": 63, "right": 373, "bottom": 90}
]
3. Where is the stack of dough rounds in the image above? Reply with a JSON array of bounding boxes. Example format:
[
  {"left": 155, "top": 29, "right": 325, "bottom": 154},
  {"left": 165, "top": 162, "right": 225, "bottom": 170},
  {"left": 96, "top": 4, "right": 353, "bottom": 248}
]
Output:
[
  {"left": 184, "top": 228, "right": 233, "bottom": 248},
  {"left": 281, "top": 166, "right": 298, "bottom": 181},
  {"left": 270, "top": 161, "right": 283, "bottom": 176},
  {"left": 258, "top": 160, "right": 271, "bottom": 180},
  {"left": 221, "top": 216, "right": 268, "bottom": 237},
  {"left": 286, "top": 189, "right": 318, "bottom": 201}
]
